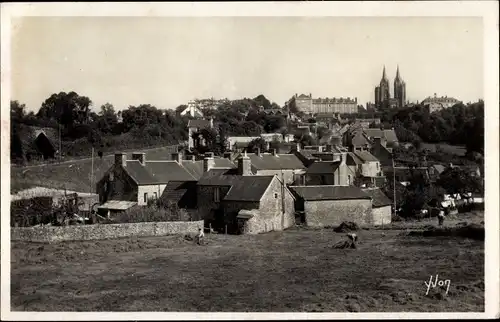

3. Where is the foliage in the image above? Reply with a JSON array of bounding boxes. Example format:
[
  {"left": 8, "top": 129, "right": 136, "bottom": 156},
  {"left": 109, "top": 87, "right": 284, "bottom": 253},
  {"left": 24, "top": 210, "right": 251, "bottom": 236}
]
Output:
[
  {"left": 111, "top": 206, "right": 191, "bottom": 223},
  {"left": 247, "top": 138, "right": 268, "bottom": 153},
  {"left": 437, "top": 167, "right": 483, "bottom": 194},
  {"left": 37, "top": 91, "right": 93, "bottom": 129}
]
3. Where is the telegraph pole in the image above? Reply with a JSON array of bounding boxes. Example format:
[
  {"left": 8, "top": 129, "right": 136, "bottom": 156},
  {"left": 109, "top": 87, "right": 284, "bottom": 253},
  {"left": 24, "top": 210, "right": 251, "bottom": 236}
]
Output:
[
  {"left": 392, "top": 157, "right": 397, "bottom": 215},
  {"left": 91, "top": 147, "right": 94, "bottom": 194}
]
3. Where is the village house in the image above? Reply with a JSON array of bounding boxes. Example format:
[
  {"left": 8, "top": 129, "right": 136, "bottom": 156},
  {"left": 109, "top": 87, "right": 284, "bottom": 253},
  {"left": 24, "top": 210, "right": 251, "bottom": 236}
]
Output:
[
  {"left": 361, "top": 187, "right": 392, "bottom": 226},
  {"left": 95, "top": 151, "right": 234, "bottom": 216},
  {"left": 197, "top": 152, "right": 296, "bottom": 234},
  {"left": 370, "top": 137, "right": 393, "bottom": 167},
  {"left": 291, "top": 144, "right": 346, "bottom": 168},
  {"left": 289, "top": 185, "right": 373, "bottom": 228},
  {"left": 351, "top": 150, "right": 385, "bottom": 187},
  {"left": 304, "top": 153, "right": 352, "bottom": 186},
  {"left": 187, "top": 118, "right": 214, "bottom": 150},
  {"left": 231, "top": 148, "right": 306, "bottom": 185}
]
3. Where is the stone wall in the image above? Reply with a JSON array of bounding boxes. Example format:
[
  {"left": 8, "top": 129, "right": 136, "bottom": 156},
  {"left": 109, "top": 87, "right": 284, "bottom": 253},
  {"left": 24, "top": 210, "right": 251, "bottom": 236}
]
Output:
[
  {"left": 304, "top": 199, "right": 372, "bottom": 228},
  {"left": 372, "top": 206, "right": 392, "bottom": 226},
  {"left": 11, "top": 220, "right": 204, "bottom": 243}
]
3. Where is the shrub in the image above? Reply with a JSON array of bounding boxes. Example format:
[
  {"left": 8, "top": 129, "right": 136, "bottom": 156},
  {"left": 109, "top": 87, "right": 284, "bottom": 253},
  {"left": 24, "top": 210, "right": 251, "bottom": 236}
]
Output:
[
  {"left": 11, "top": 197, "right": 54, "bottom": 227},
  {"left": 110, "top": 206, "right": 192, "bottom": 224}
]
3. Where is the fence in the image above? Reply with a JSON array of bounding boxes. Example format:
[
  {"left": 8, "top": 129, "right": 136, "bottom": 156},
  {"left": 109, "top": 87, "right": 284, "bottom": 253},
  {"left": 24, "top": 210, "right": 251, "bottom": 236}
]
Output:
[{"left": 11, "top": 220, "right": 204, "bottom": 243}]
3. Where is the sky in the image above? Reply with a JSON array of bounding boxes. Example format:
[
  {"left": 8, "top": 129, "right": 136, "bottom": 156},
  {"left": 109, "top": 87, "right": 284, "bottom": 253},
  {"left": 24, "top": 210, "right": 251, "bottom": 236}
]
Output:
[{"left": 11, "top": 16, "right": 483, "bottom": 113}]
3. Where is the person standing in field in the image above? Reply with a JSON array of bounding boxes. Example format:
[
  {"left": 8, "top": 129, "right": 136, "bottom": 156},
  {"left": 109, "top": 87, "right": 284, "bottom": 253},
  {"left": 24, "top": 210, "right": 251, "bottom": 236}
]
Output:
[
  {"left": 196, "top": 228, "right": 205, "bottom": 245},
  {"left": 437, "top": 209, "right": 445, "bottom": 226}
]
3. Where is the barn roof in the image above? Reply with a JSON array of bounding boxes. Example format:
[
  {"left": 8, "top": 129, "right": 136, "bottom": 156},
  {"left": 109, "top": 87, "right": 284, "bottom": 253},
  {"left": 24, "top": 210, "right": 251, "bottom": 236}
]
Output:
[
  {"left": 362, "top": 188, "right": 392, "bottom": 207},
  {"left": 247, "top": 153, "right": 305, "bottom": 170},
  {"left": 353, "top": 150, "right": 379, "bottom": 162},
  {"left": 159, "top": 181, "right": 197, "bottom": 206},
  {"left": 124, "top": 160, "right": 196, "bottom": 184},
  {"left": 289, "top": 185, "right": 371, "bottom": 201},
  {"left": 306, "top": 161, "right": 340, "bottom": 174},
  {"left": 197, "top": 169, "right": 276, "bottom": 202}
]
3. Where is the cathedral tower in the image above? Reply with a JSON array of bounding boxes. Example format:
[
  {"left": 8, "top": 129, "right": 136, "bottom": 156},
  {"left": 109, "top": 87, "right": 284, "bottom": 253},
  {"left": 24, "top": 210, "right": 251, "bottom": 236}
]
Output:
[
  {"left": 393, "top": 65, "right": 406, "bottom": 108},
  {"left": 375, "top": 66, "right": 391, "bottom": 109}
]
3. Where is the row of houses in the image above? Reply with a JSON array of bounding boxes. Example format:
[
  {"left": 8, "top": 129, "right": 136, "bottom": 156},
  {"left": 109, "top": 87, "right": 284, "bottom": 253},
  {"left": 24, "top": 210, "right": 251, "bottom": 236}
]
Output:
[{"left": 96, "top": 147, "right": 393, "bottom": 234}]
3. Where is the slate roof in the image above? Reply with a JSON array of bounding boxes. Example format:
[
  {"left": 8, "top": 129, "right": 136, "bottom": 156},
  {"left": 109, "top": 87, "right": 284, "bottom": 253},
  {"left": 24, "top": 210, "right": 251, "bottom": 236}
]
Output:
[
  {"left": 124, "top": 160, "right": 196, "bottom": 184},
  {"left": 350, "top": 131, "right": 371, "bottom": 147},
  {"left": 180, "top": 158, "right": 236, "bottom": 180},
  {"left": 306, "top": 161, "right": 340, "bottom": 174},
  {"left": 364, "top": 129, "right": 399, "bottom": 143},
  {"left": 362, "top": 188, "right": 392, "bottom": 207},
  {"left": 224, "top": 176, "right": 275, "bottom": 202},
  {"left": 289, "top": 185, "right": 371, "bottom": 201},
  {"left": 187, "top": 119, "right": 211, "bottom": 128},
  {"left": 160, "top": 181, "right": 197, "bottom": 208},
  {"left": 347, "top": 152, "right": 363, "bottom": 165},
  {"left": 98, "top": 200, "right": 137, "bottom": 211},
  {"left": 247, "top": 153, "right": 305, "bottom": 170},
  {"left": 353, "top": 150, "right": 379, "bottom": 162},
  {"left": 197, "top": 169, "right": 276, "bottom": 202}
]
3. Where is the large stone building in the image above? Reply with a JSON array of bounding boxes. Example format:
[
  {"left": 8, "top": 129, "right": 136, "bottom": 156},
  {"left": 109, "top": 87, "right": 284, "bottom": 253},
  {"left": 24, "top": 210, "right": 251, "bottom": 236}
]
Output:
[
  {"left": 288, "top": 93, "right": 358, "bottom": 115},
  {"left": 421, "top": 94, "right": 461, "bottom": 113},
  {"left": 374, "top": 65, "right": 407, "bottom": 109}
]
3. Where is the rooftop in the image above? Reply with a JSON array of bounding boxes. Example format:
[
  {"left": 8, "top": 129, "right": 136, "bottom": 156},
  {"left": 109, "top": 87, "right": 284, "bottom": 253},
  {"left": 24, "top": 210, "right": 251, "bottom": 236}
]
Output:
[
  {"left": 362, "top": 188, "right": 392, "bottom": 207},
  {"left": 289, "top": 185, "right": 371, "bottom": 201}
]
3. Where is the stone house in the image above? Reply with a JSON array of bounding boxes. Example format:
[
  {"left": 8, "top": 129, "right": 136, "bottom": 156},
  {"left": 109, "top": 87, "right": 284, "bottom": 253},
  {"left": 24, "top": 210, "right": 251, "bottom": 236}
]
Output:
[
  {"left": 96, "top": 152, "right": 200, "bottom": 208},
  {"left": 197, "top": 152, "right": 296, "bottom": 234},
  {"left": 362, "top": 188, "right": 392, "bottom": 226},
  {"left": 363, "top": 128, "right": 399, "bottom": 150},
  {"left": 187, "top": 118, "right": 213, "bottom": 150},
  {"left": 289, "top": 185, "right": 373, "bottom": 228},
  {"left": 304, "top": 152, "right": 353, "bottom": 186},
  {"left": 370, "top": 137, "right": 393, "bottom": 167}
]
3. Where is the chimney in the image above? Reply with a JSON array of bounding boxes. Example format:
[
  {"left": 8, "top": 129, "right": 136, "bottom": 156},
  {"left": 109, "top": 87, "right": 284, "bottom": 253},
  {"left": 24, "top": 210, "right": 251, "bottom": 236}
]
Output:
[
  {"left": 131, "top": 152, "right": 146, "bottom": 166},
  {"left": 272, "top": 148, "right": 278, "bottom": 156},
  {"left": 317, "top": 146, "right": 324, "bottom": 153},
  {"left": 115, "top": 153, "right": 127, "bottom": 167},
  {"left": 373, "top": 137, "right": 382, "bottom": 146},
  {"left": 296, "top": 142, "right": 301, "bottom": 152},
  {"left": 203, "top": 153, "right": 215, "bottom": 172},
  {"left": 171, "top": 151, "right": 183, "bottom": 163},
  {"left": 191, "top": 155, "right": 196, "bottom": 162},
  {"left": 238, "top": 151, "right": 252, "bottom": 176}
]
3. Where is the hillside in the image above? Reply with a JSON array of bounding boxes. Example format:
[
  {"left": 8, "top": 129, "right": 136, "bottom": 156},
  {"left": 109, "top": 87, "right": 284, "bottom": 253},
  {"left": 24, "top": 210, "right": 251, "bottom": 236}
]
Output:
[{"left": 11, "top": 145, "right": 179, "bottom": 194}]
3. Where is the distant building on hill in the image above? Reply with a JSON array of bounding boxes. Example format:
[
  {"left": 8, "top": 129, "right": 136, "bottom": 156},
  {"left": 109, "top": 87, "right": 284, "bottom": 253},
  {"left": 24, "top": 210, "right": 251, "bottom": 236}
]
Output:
[
  {"left": 421, "top": 94, "right": 462, "bottom": 113},
  {"left": 288, "top": 93, "right": 358, "bottom": 115}
]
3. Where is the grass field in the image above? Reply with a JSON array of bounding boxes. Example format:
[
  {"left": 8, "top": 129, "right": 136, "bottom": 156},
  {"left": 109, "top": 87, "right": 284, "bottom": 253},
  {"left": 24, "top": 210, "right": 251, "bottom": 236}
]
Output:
[
  {"left": 11, "top": 214, "right": 484, "bottom": 312},
  {"left": 10, "top": 145, "right": 178, "bottom": 193}
]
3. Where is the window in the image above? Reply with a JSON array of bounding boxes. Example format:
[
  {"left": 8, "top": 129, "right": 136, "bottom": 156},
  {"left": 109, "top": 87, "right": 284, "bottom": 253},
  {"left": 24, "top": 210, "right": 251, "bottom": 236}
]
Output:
[
  {"left": 214, "top": 188, "right": 220, "bottom": 202},
  {"left": 274, "top": 192, "right": 279, "bottom": 199},
  {"left": 144, "top": 193, "right": 148, "bottom": 203}
]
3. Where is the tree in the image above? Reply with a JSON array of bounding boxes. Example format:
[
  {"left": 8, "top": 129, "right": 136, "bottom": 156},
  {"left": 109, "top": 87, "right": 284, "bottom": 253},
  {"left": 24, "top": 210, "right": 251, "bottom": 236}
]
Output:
[
  {"left": 247, "top": 138, "right": 267, "bottom": 153},
  {"left": 37, "top": 91, "right": 93, "bottom": 128},
  {"left": 97, "top": 103, "right": 118, "bottom": 134},
  {"left": 437, "top": 167, "right": 483, "bottom": 194},
  {"left": 11, "top": 100, "right": 26, "bottom": 123}
]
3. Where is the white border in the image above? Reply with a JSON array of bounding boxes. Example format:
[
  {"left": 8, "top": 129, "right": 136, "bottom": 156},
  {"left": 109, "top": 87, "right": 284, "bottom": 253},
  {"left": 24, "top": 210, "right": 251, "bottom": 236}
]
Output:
[{"left": 1, "top": 1, "right": 499, "bottom": 320}]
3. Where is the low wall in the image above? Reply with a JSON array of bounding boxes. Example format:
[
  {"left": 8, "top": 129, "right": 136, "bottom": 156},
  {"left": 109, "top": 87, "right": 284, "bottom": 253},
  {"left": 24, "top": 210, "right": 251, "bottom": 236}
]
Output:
[{"left": 11, "top": 220, "right": 204, "bottom": 243}]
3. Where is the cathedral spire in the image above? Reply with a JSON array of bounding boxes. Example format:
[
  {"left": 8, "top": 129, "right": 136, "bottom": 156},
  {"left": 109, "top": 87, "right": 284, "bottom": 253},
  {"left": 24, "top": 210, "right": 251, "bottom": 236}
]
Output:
[
  {"left": 396, "top": 65, "right": 400, "bottom": 79},
  {"left": 382, "top": 65, "right": 387, "bottom": 80}
]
